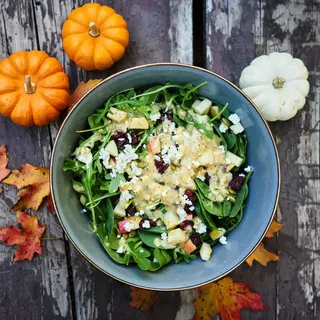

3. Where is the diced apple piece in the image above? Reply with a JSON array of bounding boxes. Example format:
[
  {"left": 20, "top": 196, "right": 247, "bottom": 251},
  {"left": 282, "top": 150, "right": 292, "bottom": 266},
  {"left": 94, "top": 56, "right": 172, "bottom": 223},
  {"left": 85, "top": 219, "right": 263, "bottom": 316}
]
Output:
[
  {"left": 198, "top": 150, "right": 214, "bottom": 166},
  {"left": 147, "top": 136, "right": 161, "bottom": 154},
  {"left": 200, "top": 242, "right": 212, "bottom": 261},
  {"left": 114, "top": 203, "right": 126, "bottom": 218},
  {"left": 118, "top": 217, "right": 142, "bottom": 233},
  {"left": 105, "top": 140, "right": 118, "bottom": 157},
  {"left": 167, "top": 229, "right": 188, "bottom": 246},
  {"left": 107, "top": 107, "right": 127, "bottom": 123},
  {"left": 192, "top": 98, "right": 212, "bottom": 115},
  {"left": 163, "top": 211, "right": 180, "bottom": 229},
  {"left": 212, "top": 134, "right": 221, "bottom": 146},
  {"left": 185, "top": 179, "right": 197, "bottom": 191},
  {"left": 209, "top": 228, "right": 226, "bottom": 241},
  {"left": 226, "top": 163, "right": 235, "bottom": 172},
  {"left": 213, "top": 149, "right": 225, "bottom": 164},
  {"left": 230, "top": 123, "right": 244, "bottom": 134},
  {"left": 127, "top": 117, "right": 149, "bottom": 129},
  {"left": 225, "top": 151, "right": 243, "bottom": 167},
  {"left": 177, "top": 108, "right": 187, "bottom": 119},
  {"left": 182, "top": 239, "right": 197, "bottom": 254},
  {"left": 210, "top": 106, "right": 220, "bottom": 117}
]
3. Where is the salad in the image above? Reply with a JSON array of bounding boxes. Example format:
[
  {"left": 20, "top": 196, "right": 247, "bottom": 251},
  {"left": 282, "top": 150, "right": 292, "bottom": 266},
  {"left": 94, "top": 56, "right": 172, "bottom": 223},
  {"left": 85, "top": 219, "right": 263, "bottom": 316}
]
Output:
[{"left": 63, "top": 82, "right": 253, "bottom": 271}]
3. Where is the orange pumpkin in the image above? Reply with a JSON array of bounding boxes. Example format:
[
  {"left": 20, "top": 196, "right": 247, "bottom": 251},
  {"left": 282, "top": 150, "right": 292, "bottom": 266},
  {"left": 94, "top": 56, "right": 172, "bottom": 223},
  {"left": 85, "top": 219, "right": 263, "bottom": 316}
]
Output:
[
  {"left": 0, "top": 50, "right": 70, "bottom": 127},
  {"left": 62, "top": 3, "right": 129, "bottom": 70}
]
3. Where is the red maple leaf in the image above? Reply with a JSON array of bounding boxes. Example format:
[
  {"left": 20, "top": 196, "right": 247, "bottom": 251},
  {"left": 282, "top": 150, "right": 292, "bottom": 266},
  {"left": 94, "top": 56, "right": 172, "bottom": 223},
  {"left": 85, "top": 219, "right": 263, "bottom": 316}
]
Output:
[
  {"left": 0, "top": 211, "right": 46, "bottom": 261},
  {"left": 193, "top": 277, "right": 267, "bottom": 320}
]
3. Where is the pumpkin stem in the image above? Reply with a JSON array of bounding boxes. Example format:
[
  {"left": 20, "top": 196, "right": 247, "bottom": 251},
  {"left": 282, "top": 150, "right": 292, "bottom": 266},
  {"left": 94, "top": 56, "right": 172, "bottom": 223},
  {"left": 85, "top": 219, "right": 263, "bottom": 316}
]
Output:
[
  {"left": 272, "top": 77, "right": 286, "bottom": 89},
  {"left": 24, "top": 75, "right": 36, "bottom": 94},
  {"left": 89, "top": 21, "right": 100, "bottom": 37}
]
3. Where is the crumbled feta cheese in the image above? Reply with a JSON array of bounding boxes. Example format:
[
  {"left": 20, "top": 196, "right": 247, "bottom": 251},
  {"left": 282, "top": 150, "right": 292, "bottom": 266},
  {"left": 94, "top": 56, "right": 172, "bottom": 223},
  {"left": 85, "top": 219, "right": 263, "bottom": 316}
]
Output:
[
  {"left": 110, "top": 169, "right": 117, "bottom": 178},
  {"left": 218, "top": 145, "right": 225, "bottom": 153},
  {"left": 118, "top": 138, "right": 125, "bottom": 141},
  {"left": 135, "top": 210, "right": 145, "bottom": 216},
  {"left": 116, "top": 245, "right": 126, "bottom": 254},
  {"left": 124, "top": 221, "right": 135, "bottom": 232},
  {"left": 182, "top": 194, "right": 193, "bottom": 206},
  {"left": 197, "top": 175, "right": 205, "bottom": 181},
  {"left": 150, "top": 113, "right": 161, "bottom": 121},
  {"left": 75, "top": 147, "right": 93, "bottom": 167},
  {"left": 142, "top": 220, "right": 151, "bottom": 228},
  {"left": 161, "top": 232, "right": 168, "bottom": 240},
  {"left": 117, "top": 234, "right": 121, "bottom": 239},
  {"left": 194, "top": 218, "right": 207, "bottom": 234},
  {"left": 177, "top": 207, "right": 187, "bottom": 221},
  {"left": 143, "top": 144, "right": 146, "bottom": 148},
  {"left": 219, "top": 123, "right": 229, "bottom": 133},
  {"left": 120, "top": 190, "right": 133, "bottom": 201},
  {"left": 239, "top": 173, "right": 246, "bottom": 177},
  {"left": 219, "top": 236, "right": 228, "bottom": 245},
  {"left": 114, "top": 145, "right": 138, "bottom": 174},
  {"left": 161, "top": 145, "right": 182, "bottom": 165},
  {"left": 189, "top": 205, "right": 195, "bottom": 211},
  {"left": 126, "top": 133, "right": 132, "bottom": 144},
  {"left": 244, "top": 166, "right": 252, "bottom": 172},
  {"left": 131, "top": 162, "right": 142, "bottom": 176},
  {"left": 99, "top": 148, "right": 112, "bottom": 169},
  {"left": 170, "top": 122, "right": 176, "bottom": 134},
  {"left": 229, "top": 113, "right": 241, "bottom": 124},
  {"left": 154, "top": 155, "right": 161, "bottom": 161},
  {"left": 153, "top": 257, "right": 158, "bottom": 263}
]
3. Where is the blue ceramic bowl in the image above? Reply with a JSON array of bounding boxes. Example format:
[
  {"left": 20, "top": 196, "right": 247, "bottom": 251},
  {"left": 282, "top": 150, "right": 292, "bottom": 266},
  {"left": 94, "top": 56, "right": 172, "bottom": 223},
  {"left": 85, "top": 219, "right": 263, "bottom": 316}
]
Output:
[{"left": 51, "top": 63, "right": 280, "bottom": 290}]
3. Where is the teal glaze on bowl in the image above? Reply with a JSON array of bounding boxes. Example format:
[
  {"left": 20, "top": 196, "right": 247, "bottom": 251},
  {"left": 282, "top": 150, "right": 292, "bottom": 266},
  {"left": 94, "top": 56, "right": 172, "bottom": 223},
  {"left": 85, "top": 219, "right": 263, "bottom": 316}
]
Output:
[{"left": 50, "top": 63, "right": 280, "bottom": 291}]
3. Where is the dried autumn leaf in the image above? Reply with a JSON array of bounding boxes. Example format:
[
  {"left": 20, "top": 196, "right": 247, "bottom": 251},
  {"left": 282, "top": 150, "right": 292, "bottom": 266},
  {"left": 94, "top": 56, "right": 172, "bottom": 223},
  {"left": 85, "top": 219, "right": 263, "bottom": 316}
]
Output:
[
  {"left": 0, "top": 145, "right": 10, "bottom": 181},
  {"left": 0, "top": 211, "right": 46, "bottom": 261},
  {"left": 3, "top": 164, "right": 50, "bottom": 211},
  {"left": 47, "top": 193, "right": 56, "bottom": 214},
  {"left": 129, "top": 287, "right": 161, "bottom": 312},
  {"left": 246, "top": 243, "right": 279, "bottom": 267},
  {"left": 193, "top": 277, "right": 267, "bottom": 320},
  {"left": 68, "top": 79, "right": 102, "bottom": 112},
  {"left": 265, "top": 220, "right": 283, "bottom": 238}
]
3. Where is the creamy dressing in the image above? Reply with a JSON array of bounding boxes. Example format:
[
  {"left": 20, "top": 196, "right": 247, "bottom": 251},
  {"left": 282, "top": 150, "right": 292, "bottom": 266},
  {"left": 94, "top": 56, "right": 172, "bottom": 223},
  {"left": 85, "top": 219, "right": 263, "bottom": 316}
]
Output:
[{"left": 120, "top": 121, "right": 232, "bottom": 213}]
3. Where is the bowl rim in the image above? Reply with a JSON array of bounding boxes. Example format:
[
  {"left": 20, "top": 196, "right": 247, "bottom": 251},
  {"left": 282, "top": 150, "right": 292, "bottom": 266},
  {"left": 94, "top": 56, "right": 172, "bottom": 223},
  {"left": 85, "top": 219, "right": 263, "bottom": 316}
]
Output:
[{"left": 50, "top": 62, "right": 281, "bottom": 291}]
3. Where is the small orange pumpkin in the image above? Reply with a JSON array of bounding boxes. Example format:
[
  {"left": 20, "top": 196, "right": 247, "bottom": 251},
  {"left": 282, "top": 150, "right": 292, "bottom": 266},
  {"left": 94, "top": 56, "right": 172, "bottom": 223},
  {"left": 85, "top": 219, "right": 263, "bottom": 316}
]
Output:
[
  {"left": 62, "top": 3, "right": 129, "bottom": 70},
  {"left": 0, "top": 50, "right": 70, "bottom": 126}
]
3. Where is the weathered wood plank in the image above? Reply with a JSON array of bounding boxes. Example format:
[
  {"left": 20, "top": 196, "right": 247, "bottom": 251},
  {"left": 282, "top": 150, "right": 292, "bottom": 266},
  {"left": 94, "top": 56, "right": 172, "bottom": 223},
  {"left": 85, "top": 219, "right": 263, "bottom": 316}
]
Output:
[
  {"left": 205, "top": 1, "right": 278, "bottom": 319},
  {"left": 206, "top": 0, "right": 320, "bottom": 319},
  {"left": 0, "top": 1, "right": 73, "bottom": 319},
  {"left": 258, "top": 1, "right": 319, "bottom": 319},
  {"left": 33, "top": 0, "right": 193, "bottom": 319}
]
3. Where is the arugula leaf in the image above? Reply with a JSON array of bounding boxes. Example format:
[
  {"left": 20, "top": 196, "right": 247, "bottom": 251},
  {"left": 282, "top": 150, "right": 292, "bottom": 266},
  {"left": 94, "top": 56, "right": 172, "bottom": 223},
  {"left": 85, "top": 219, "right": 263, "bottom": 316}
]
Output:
[
  {"left": 105, "top": 199, "right": 114, "bottom": 237},
  {"left": 108, "top": 174, "right": 125, "bottom": 194},
  {"left": 63, "top": 159, "right": 85, "bottom": 173},
  {"left": 127, "top": 241, "right": 151, "bottom": 271}
]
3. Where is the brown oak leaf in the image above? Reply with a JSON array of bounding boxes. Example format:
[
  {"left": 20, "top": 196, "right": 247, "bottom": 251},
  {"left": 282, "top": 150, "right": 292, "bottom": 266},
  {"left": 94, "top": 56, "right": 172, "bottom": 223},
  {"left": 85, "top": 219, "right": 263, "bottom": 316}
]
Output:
[
  {"left": 68, "top": 79, "right": 102, "bottom": 112},
  {"left": 0, "top": 211, "right": 46, "bottom": 261},
  {"left": 193, "top": 277, "right": 267, "bottom": 320},
  {"left": 129, "top": 287, "right": 161, "bottom": 312},
  {"left": 3, "top": 164, "right": 49, "bottom": 211},
  {"left": 0, "top": 145, "right": 10, "bottom": 181}
]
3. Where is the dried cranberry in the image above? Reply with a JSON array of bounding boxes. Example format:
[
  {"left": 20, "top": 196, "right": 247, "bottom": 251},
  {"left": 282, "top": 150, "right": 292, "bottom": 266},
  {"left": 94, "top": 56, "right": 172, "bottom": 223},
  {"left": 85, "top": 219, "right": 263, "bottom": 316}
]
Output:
[
  {"left": 154, "top": 159, "right": 169, "bottom": 174},
  {"left": 129, "top": 131, "right": 138, "bottom": 145},
  {"left": 115, "top": 138, "right": 128, "bottom": 149},
  {"left": 139, "top": 218, "right": 157, "bottom": 229},
  {"left": 166, "top": 113, "right": 174, "bottom": 122},
  {"left": 204, "top": 173, "right": 211, "bottom": 185},
  {"left": 180, "top": 220, "right": 194, "bottom": 230},
  {"left": 184, "top": 190, "right": 196, "bottom": 204},
  {"left": 229, "top": 176, "right": 246, "bottom": 191},
  {"left": 190, "top": 234, "right": 201, "bottom": 246},
  {"left": 111, "top": 130, "right": 125, "bottom": 140},
  {"left": 126, "top": 203, "right": 137, "bottom": 216},
  {"left": 184, "top": 206, "right": 194, "bottom": 215}
]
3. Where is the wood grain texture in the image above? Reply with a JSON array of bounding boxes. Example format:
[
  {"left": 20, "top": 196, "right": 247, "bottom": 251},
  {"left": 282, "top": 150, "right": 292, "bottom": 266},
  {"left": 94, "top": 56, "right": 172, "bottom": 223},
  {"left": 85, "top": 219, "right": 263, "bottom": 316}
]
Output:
[
  {"left": 35, "top": 1, "right": 193, "bottom": 319},
  {"left": 205, "top": 0, "right": 319, "bottom": 319},
  {"left": 0, "top": 1, "right": 72, "bottom": 319}
]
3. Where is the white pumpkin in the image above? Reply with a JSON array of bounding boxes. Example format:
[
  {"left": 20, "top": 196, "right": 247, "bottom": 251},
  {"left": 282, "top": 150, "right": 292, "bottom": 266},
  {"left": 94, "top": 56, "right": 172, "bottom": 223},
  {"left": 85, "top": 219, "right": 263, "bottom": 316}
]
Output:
[{"left": 239, "top": 52, "right": 309, "bottom": 121}]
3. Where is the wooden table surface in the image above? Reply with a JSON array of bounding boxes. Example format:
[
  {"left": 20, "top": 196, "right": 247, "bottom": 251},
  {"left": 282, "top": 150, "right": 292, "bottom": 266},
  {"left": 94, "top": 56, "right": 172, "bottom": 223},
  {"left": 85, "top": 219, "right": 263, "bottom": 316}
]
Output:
[{"left": 0, "top": 1, "right": 319, "bottom": 319}]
